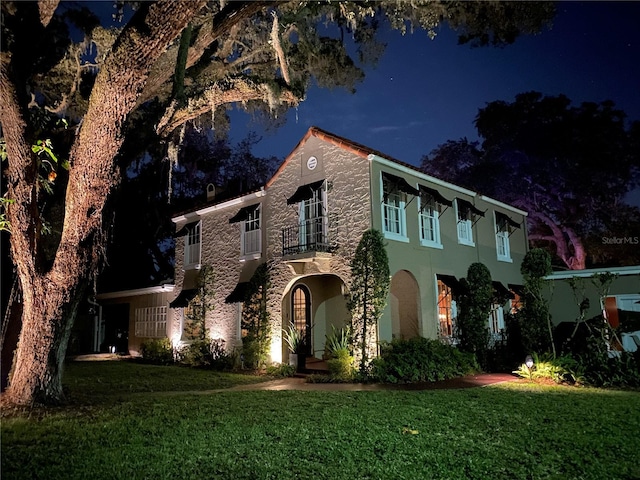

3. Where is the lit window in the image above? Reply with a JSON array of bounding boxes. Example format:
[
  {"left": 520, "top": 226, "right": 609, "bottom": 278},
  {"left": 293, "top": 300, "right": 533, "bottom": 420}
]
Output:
[
  {"left": 242, "top": 206, "right": 261, "bottom": 256},
  {"left": 185, "top": 221, "right": 201, "bottom": 267},
  {"left": 437, "top": 279, "right": 457, "bottom": 340},
  {"left": 419, "top": 192, "right": 442, "bottom": 247},
  {"left": 299, "top": 183, "right": 327, "bottom": 251},
  {"left": 487, "top": 304, "right": 505, "bottom": 347}
]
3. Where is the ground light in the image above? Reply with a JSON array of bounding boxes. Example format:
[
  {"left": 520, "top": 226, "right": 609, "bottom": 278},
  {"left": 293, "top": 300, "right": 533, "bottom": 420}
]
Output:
[{"left": 525, "top": 354, "right": 534, "bottom": 380}]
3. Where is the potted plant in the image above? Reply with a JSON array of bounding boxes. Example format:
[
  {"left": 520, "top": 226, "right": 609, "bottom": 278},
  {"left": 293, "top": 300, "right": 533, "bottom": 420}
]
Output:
[{"left": 283, "top": 322, "right": 303, "bottom": 369}]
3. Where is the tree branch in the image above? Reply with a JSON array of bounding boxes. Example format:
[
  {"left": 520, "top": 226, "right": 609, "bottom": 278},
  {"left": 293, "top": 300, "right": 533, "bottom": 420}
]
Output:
[{"left": 38, "top": 0, "right": 59, "bottom": 27}]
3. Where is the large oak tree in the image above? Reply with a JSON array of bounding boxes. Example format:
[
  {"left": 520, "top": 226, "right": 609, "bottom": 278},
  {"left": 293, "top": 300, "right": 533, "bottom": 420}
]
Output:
[
  {"left": 1, "top": 0, "right": 554, "bottom": 406},
  {"left": 421, "top": 92, "right": 640, "bottom": 270}
]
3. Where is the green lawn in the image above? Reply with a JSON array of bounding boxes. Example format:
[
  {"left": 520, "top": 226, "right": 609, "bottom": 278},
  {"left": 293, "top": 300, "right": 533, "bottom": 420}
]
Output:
[{"left": 2, "top": 360, "right": 640, "bottom": 480}]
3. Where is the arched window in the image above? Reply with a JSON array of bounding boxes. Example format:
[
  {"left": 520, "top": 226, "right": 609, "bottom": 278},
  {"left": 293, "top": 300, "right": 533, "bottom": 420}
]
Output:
[{"left": 292, "top": 285, "right": 311, "bottom": 354}]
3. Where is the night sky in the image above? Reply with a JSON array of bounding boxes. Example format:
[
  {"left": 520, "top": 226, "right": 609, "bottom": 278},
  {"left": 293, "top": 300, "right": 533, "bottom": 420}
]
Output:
[{"left": 227, "top": 1, "right": 640, "bottom": 203}]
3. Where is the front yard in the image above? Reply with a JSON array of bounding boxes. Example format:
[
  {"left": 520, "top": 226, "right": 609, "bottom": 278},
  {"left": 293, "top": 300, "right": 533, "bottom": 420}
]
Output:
[{"left": 2, "top": 360, "right": 639, "bottom": 479}]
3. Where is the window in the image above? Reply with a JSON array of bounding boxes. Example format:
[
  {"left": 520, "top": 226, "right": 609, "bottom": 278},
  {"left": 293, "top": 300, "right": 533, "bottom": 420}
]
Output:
[
  {"left": 381, "top": 173, "right": 415, "bottom": 241},
  {"left": 508, "top": 285, "right": 524, "bottom": 314},
  {"left": 488, "top": 304, "right": 505, "bottom": 347},
  {"left": 419, "top": 191, "right": 442, "bottom": 248},
  {"left": 299, "top": 183, "right": 327, "bottom": 251},
  {"left": 437, "top": 279, "right": 457, "bottom": 341},
  {"left": 242, "top": 206, "right": 261, "bottom": 256},
  {"left": 495, "top": 213, "right": 512, "bottom": 262},
  {"left": 135, "top": 306, "right": 167, "bottom": 338},
  {"left": 455, "top": 199, "right": 474, "bottom": 246},
  {"left": 184, "top": 221, "right": 201, "bottom": 267}
]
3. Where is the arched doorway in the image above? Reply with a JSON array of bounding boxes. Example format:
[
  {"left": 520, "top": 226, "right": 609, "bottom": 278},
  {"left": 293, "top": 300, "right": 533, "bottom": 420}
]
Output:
[
  {"left": 291, "top": 284, "right": 312, "bottom": 355},
  {"left": 390, "top": 270, "right": 421, "bottom": 339}
]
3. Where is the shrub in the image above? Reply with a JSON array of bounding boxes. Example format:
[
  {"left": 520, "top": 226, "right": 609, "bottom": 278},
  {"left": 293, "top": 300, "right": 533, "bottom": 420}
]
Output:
[
  {"left": 265, "top": 363, "right": 296, "bottom": 377},
  {"left": 327, "top": 349, "right": 354, "bottom": 381},
  {"left": 513, "top": 352, "right": 584, "bottom": 384},
  {"left": 140, "top": 338, "right": 174, "bottom": 365},
  {"left": 371, "top": 337, "right": 479, "bottom": 384},
  {"left": 178, "top": 338, "right": 236, "bottom": 370}
]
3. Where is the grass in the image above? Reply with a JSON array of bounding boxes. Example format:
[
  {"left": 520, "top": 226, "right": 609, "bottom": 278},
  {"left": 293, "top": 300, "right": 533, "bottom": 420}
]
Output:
[{"left": 2, "top": 360, "right": 640, "bottom": 480}]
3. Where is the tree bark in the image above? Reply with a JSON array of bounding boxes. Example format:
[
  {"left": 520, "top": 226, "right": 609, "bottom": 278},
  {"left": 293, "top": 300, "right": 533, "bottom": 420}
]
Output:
[{"left": 2, "top": 0, "right": 210, "bottom": 406}]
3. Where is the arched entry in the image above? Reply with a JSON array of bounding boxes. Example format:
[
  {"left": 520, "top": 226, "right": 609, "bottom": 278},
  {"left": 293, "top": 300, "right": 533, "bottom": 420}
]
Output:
[
  {"left": 291, "top": 284, "right": 312, "bottom": 355},
  {"left": 282, "top": 274, "right": 349, "bottom": 361},
  {"left": 390, "top": 270, "right": 421, "bottom": 339}
]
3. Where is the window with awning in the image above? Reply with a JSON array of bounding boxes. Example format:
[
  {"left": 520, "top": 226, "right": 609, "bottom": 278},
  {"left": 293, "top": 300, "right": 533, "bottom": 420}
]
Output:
[
  {"left": 228, "top": 204, "right": 260, "bottom": 224},
  {"left": 492, "top": 281, "right": 515, "bottom": 301},
  {"left": 169, "top": 289, "right": 198, "bottom": 308},
  {"left": 418, "top": 185, "right": 452, "bottom": 208},
  {"left": 286, "top": 180, "right": 325, "bottom": 205},
  {"left": 173, "top": 220, "right": 199, "bottom": 237},
  {"left": 225, "top": 282, "right": 250, "bottom": 304},
  {"left": 382, "top": 171, "right": 420, "bottom": 198}
]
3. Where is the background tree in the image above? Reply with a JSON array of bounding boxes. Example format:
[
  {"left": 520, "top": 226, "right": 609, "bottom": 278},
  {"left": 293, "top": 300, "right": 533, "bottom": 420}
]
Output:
[
  {"left": 1, "top": 0, "right": 554, "bottom": 405},
  {"left": 348, "top": 229, "right": 390, "bottom": 374},
  {"left": 456, "top": 262, "right": 492, "bottom": 366},
  {"left": 421, "top": 92, "right": 640, "bottom": 270}
]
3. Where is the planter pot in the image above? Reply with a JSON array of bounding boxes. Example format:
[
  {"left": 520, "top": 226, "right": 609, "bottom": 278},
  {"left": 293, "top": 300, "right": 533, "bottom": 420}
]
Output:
[{"left": 288, "top": 353, "right": 298, "bottom": 368}]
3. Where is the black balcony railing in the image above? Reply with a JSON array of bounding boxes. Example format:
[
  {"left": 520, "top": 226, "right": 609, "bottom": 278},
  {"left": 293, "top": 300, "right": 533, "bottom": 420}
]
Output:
[{"left": 282, "top": 217, "right": 331, "bottom": 256}]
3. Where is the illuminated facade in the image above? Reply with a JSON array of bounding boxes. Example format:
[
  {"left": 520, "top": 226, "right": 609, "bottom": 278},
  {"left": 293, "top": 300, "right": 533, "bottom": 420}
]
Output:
[{"left": 163, "top": 127, "right": 529, "bottom": 362}]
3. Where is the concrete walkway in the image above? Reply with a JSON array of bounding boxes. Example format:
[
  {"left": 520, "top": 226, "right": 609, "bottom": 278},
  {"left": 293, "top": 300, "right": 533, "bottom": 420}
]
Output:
[{"left": 228, "top": 373, "right": 518, "bottom": 392}]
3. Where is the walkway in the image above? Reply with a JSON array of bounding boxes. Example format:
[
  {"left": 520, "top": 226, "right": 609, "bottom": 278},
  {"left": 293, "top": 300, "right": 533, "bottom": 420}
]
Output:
[{"left": 228, "top": 373, "right": 518, "bottom": 392}]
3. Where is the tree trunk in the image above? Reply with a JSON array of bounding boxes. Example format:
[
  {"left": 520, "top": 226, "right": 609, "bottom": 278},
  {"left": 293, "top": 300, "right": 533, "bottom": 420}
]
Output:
[{"left": 1, "top": 0, "right": 210, "bottom": 406}]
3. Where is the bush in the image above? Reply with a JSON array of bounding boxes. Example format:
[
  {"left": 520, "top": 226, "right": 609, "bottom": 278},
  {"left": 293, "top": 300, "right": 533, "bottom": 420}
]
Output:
[
  {"left": 371, "top": 337, "right": 479, "bottom": 384},
  {"left": 513, "top": 352, "right": 584, "bottom": 384},
  {"left": 265, "top": 363, "right": 296, "bottom": 378},
  {"left": 140, "top": 338, "right": 174, "bottom": 365},
  {"left": 327, "top": 349, "right": 354, "bottom": 381},
  {"left": 178, "top": 338, "right": 236, "bottom": 370}
]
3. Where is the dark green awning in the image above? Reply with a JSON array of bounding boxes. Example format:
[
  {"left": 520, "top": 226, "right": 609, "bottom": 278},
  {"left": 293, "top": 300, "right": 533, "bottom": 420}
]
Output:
[
  {"left": 173, "top": 221, "right": 199, "bottom": 238},
  {"left": 229, "top": 204, "right": 260, "bottom": 224},
  {"left": 419, "top": 185, "right": 453, "bottom": 207},
  {"left": 496, "top": 211, "right": 521, "bottom": 229},
  {"left": 225, "top": 282, "right": 250, "bottom": 304},
  {"left": 382, "top": 171, "right": 419, "bottom": 197},
  {"left": 456, "top": 198, "right": 485, "bottom": 217},
  {"left": 169, "top": 289, "right": 197, "bottom": 308},
  {"left": 286, "top": 180, "right": 325, "bottom": 205}
]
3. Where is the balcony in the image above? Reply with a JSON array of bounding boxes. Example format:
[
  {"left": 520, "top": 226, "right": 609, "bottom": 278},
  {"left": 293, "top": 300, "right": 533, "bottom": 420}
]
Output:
[{"left": 282, "top": 217, "right": 332, "bottom": 257}]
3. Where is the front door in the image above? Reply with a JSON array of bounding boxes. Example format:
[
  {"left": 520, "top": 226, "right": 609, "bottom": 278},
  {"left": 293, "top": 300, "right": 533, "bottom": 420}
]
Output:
[{"left": 292, "top": 285, "right": 312, "bottom": 356}]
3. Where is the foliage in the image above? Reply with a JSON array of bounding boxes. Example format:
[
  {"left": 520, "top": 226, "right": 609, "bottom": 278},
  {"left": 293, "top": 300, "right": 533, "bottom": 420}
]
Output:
[
  {"left": 283, "top": 322, "right": 304, "bottom": 354},
  {"left": 139, "top": 338, "right": 175, "bottom": 365},
  {"left": 371, "top": 337, "right": 479, "bottom": 384},
  {"left": 347, "top": 229, "right": 390, "bottom": 374},
  {"left": 324, "top": 325, "right": 352, "bottom": 358},
  {"left": 184, "top": 265, "right": 216, "bottom": 341},
  {"left": 456, "top": 263, "right": 493, "bottom": 363},
  {"left": 241, "top": 263, "right": 271, "bottom": 369},
  {"left": 421, "top": 92, "right": 640, "bottom": 270},
  {"left": 511, "top": 248, "right": 554, "bottom": 357},
  {"left": 265, "top": 363, "right": 296, "bottom": 378},
  {"left": 327, "top": 349, "right": 355, "bottom": 382},
  {"left": 513, "top": 352, "right": 584, "bottom": 385}
]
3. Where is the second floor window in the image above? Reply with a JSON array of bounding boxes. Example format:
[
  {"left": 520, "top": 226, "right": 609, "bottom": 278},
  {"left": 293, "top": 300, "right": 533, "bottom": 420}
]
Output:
[
  {"left": 495, "top": 212, "right": 519, "bottom": 262},
  {"left": 300, "top": 183, "right": 327, "bottom": 250},
  {"left": 184, "top": 221, "right": 201, "bottom": 267},
  {"left": 455, "top": 200, "right": 474, "bottom": 246},
  {"left": 381, "top": 172, "right": 417, "bottom": 241},
  {"left": 419, "top": 192, "right": 441, "bottom": 247},
  {"left": 242, "top": 206, "right": 261, "bottom": 256}
]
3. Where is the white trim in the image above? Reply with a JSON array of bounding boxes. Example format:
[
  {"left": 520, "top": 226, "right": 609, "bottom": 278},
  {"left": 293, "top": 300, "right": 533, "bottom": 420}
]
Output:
[
  {"left": 546, "top": 265, "right": 640, "bottom": 280},
  {"left": 97, "top": 284, "right": 175, "bottom": 300},
  {"left": 370, "top": 154, "right": 477, "bottom": 197},
  {"left": 480, "top": 195, "right": 528, "bottom": 217},
  {"left": 172, "top": 189, "right": 266, "bottom": 223}
]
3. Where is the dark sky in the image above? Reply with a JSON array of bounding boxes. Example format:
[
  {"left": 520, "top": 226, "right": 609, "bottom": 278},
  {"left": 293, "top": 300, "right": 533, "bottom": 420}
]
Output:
[{"left": 227, "top": 1, "right": 640, "bottom": 204}]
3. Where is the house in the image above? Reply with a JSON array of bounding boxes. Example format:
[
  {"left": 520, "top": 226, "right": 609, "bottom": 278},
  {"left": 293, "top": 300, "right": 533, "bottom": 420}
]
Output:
[{"left": 154, "top": 127, "right": 529, "bottom": 363}]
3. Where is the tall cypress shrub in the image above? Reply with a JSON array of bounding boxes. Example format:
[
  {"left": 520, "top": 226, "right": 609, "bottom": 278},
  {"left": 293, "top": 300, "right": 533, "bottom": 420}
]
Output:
[
  {"left": 457, "top": 263, "right": 493, "bottom": 365},
  {"left": 347, "top": 229, "right": 390, "bottom": 374}
]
